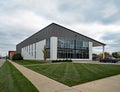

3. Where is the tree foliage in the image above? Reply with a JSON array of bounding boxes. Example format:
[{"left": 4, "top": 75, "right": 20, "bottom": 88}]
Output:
[
  {"left": 112, "top": 52, "right": 120, "bottom": 58},
  {"left": 98, "top": 52, "right": 110, "bottom": 59},
  {"left": 42, "top": 45, "right": 47, "bottom": 61}
]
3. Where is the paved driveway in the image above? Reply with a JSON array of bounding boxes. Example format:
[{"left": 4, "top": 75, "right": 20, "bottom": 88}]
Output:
[{"left": 0, "top": 59, "right": 5, "bottom": 67}]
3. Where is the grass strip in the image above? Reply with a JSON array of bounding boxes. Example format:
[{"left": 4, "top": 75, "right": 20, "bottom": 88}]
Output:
[{"left": 0, "top": 61, "right": 38, "bottom": 92}]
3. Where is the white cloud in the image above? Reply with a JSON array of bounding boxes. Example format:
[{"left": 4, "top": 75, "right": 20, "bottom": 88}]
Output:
[
  {"left": 102, "top": 4, "right": 118, "bottom": 18},
  {"left": 0, "top": 10, "right": 51, "bottom": 30}
]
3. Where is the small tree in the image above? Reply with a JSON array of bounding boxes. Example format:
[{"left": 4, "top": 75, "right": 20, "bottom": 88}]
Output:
[
  {"left": 42, "top": 45, "right": 47, "bottom": 61},
  {"left": 98, "top": 53, "right": 103, "bottom": 60},
  {"left": 98, "top": 52, "right": 110, "bottom": 59}
]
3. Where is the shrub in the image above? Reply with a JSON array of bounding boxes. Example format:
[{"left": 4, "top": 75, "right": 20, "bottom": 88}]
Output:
[
  {"left": 12, "top": 54, "right": 23, "bottom": 60},
  {"left": 52, "top": 59, "right": 72, "bottom": 63}
]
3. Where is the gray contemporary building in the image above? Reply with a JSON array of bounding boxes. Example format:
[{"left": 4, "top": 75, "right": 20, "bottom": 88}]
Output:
[{"left": 16, "top": 23, "right": 105, "bottom": 60}]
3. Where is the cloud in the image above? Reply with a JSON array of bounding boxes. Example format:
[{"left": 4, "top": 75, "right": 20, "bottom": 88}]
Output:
[
  {"left": 101, "top": 33, "right": 120, "bottom": 52},
  {"left": 102, "top": 3, "right": 118, "bottom": 18},
  {"left": 58, "top": 0, "right": 120, "bottom": 24},
  {"left": 0, "top": 0, "right": 120, "bottom": 56}
]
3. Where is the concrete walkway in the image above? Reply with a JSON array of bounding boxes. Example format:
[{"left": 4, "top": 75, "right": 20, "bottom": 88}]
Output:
[
  {"left": 0, "top": 59, "right": 5, "bottom": 67},
  {"left": 73, "top": 74, "right": 120, "bottom": 92},
  {"left": 9, "top": 60, "right": 120, "bottom": 92}
]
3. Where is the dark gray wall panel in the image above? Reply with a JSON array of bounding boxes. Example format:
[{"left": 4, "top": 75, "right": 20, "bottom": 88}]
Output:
[{"left": 16, "top": 23, "right": 105, "bottom": 54}]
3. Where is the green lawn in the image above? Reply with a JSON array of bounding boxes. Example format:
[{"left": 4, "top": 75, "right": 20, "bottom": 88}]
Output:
[
  {"left": 0, "top": 61, "right": 38, "bottom": 92},
  {"left": 26, "top": 62, "right": 120, "bottom": 86},
  {"left": 15, "top": 60, "right": 44, "bottom": 65}
]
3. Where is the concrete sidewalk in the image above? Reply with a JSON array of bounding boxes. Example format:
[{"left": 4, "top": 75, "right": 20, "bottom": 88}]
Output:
[{"left": 9, "top": 60, "right": 120, "bottom": 92}]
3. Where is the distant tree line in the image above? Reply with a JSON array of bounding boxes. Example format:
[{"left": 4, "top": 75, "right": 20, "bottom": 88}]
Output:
[{"left": 93, "top": 51, "right": 120, "bottom": 60}]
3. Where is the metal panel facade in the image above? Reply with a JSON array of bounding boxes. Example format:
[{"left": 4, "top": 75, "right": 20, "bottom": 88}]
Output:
[{"left": 16, "top": 23, "right": 105, "bottom": 54}]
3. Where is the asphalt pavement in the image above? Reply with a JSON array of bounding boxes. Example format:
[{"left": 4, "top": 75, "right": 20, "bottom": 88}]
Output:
[{"left": 0, "top": 59, "right": 5, "bottom": 67}]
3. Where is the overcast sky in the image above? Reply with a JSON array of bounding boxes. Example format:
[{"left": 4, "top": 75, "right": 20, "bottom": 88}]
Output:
[{"left": 0, "top": 0, "right": 120, "bottom": 56}]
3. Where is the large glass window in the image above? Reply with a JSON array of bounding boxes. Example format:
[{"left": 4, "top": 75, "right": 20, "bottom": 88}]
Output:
[
  {"left": 46, "top": 38, "right": 50, "bottom": 58},
  {"left": 76, "top": 40, "right": 83, "bottom": 49},
  {"left": 57, "top": 37, "right": 89, "bottom": 59}
]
